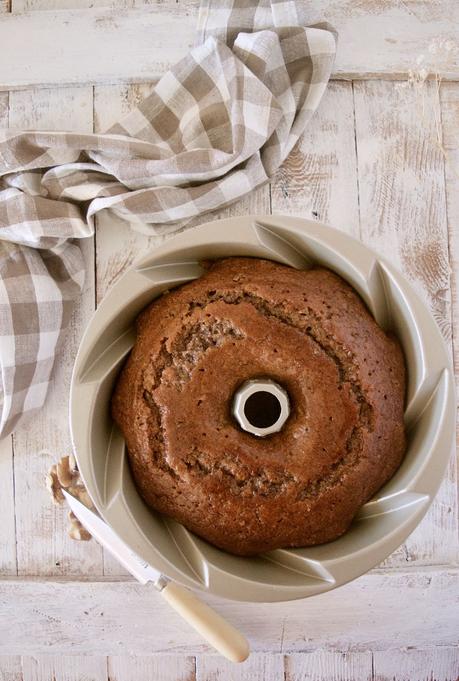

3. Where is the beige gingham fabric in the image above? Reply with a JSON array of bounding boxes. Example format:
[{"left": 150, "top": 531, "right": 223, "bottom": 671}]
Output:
[{"left": 0, "top": 0, "right": 336, "bottom": 437}]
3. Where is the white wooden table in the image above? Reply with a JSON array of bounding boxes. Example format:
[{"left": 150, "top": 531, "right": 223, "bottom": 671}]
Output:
[{"left": 0, "top": 2, "right": 458, "bottom": 679}]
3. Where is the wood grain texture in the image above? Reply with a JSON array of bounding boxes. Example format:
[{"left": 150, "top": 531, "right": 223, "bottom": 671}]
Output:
[
  {"left": 1, "top": 1, "right": 458, "bottom": 91},
  {"left": 3, "top": 651, "right": 459, "bottom": 681},
  {"left": 8, "top": 87, "right": 103, "bottom": 577},
  {"left": 0, "top": 437, "right": 16, "bottom": 575},
  {"left": 0, "top": 658, "right": 21, "bottom": 681},
  {"left": 12, "top": 0, "right": 133, "bottom": 9},
  {"left": 373, "top": 647, "right": 459, "bottom": 681},
  {"left": 440, "top": 81, "right": 459, "bottom": 446},
  {"left": 353, "top": 79, "right": 458, "bottom": 568},
  {"left": 108, "top": 656, "right": 196, "bottom": 681},
  {"left": 440, "top": 85, "right": 459, "bottom": 631},
  {"left": 21, "top": 656, "right": 107, "bottom": 681},
  {"left": 0, "top": 93, "right": 16, "bottom": 578},
  {"left": 285, "top": 651, "right": 373, "bottom": 681},
  {"left": 196, "top": 653, "right": 284, "bottom": 680},
  {"left": 11, "top": 0, "right": 194, "bottom": 9},
  {"left": 354, "top": 80, "right": 451, "bottom": 338},
  {"left": 0, "top": 91, "right": 7, "bottom": 124},
  {"left": 0, "top": 570, "right": 457, "bottom": 655},
  {"left": 0, "top": 5, "right": 196, "bottom": 91},
  {"left": 271, "top": 80, "right": 360, "bottom": 236}
]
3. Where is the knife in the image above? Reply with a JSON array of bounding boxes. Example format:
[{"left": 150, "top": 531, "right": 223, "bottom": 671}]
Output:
[{"left": 62, "top": 489, "right": 249, "bottom": 662}]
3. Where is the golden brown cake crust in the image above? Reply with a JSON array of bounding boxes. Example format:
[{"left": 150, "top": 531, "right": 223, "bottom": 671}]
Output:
[{"left": 111, "top": 257, "right": 406, "bottom": 556}]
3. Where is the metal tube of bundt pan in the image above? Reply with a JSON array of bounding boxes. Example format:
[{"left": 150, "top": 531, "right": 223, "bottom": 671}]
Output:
[{"left": 232, "top": 378, "right": 290, "bottom": 437}]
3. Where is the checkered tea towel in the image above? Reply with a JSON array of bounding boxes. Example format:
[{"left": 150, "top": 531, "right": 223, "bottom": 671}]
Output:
[{"left": 0, "top": 0, "right": 336, "bottom": 437}]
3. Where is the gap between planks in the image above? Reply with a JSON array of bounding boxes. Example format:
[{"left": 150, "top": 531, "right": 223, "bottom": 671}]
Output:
[
  {"left": 1, "top": 650, "right": 459, "bottom": 680},
  {"left": 1, "top": 1, "right": 459, "bottom": 90},
  {"left": 0, "top": 569, "right": 458, "bottom": 655}
]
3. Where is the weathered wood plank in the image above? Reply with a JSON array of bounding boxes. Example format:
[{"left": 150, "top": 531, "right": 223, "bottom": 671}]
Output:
[
  {"left": 5, "top": 651, "right": 457, "bottom": 681},
  {"left": 0, "top": 570, "right": 457, "bottom": 655},
  {"left": 1, "top": 2, "right": 458, "bottom": 91},
  {"left": 11, "top": 0, "right": 195, "bottom": 9},
  {"left": 11, "top": 0, "right": 185, "bottom": 9},
  {"left": 353, "top": 79, "right": 458, "bottom": 568},
  {"left": 0, "top": 92, "right": 17, "bottom": 578},
  {"left": 0, "top": 6, "right": 195, "bottom": 92},
  {"left": 354, "top": 80, "right": 452, "bottom": 338},
  {"left": 0, "top": 91, "right": 7, "bottom": 126},
  {"left": 373, "top": 647, "right": 459, "bottom": 681},
  {"left": 285, "top": 651, "right": 373, "bottom": 681},
  {"left": 0, "top": 657, "right": 22, "bottom": 681},
  {"left": 9, "top": 86, "right": 103, "bottom": 577},
  {"left": 440, "top": 84, "right": 459, "bottom": 637},
  {"left": 21, "top": 656, "right": 107, "bottom": 681},
  {"left": 12, "top": 0, "right": 132, "bottom": 9},
  {"left": 0, "top": 437, "right": 16, "bottom": 575},
  {"left": 10, "top": 0, "right": 193, "bottom": 9},
  {"left": 108, "top": 656, "right": 195, "bottom": 681},
  {"left": 196, "top": 653, "right": 284, "bottom": 680},
  {"left": 271, "top": 80, "right": 360, "bottom": 236},
  {"left": 440, "top": 82, "right": 459, "bottom": 453}
]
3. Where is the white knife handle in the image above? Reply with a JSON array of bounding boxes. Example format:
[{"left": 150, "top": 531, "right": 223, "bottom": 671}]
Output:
[{"left": 161, "top": 581, "right": 250, "bottom": 663}]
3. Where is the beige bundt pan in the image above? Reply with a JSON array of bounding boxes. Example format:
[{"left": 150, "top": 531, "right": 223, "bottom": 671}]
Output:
[{"left": 70, "top": 215, "right": 455, "bottom": 602}]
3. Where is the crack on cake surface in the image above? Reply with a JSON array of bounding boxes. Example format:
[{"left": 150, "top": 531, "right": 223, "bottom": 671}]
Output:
[
  {"left": 144, "top": 317, "right": 244, "bottom": 391},
  {"left": 170, "top": 318, "right": 244, "bottom": 386},
  {"left": 183, "top": 448, "right": 297, "bottom": 497},
  {"left": 140, "top": 317, "right": 245, "bottom": 479}
]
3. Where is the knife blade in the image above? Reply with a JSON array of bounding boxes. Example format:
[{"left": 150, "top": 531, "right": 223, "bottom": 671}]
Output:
[
  {"left": 63, "top": 489, "right": 167, "bottom": 587},
  {"left": 61, "top": 488, "right": 250, "bottom": 663}
]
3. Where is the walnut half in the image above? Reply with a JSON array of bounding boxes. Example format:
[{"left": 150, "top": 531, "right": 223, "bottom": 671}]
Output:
[
  {"left": 45, "top": 454, "right": 93, "bottom": 541},
  {"left": 68, "top": 511, "right": 92, "bottom": 541}
]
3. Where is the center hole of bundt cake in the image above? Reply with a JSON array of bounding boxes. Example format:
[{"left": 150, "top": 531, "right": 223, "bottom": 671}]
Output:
[
  {"left": 232, "top": 378, "right": 290, "bottom": 437},
  {"left": 244, "top": 391, "right": 281, "bottom": 429}
]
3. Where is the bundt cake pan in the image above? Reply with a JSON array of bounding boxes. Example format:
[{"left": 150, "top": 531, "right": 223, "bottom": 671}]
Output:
[{"left": 70, "top": 215, "right": 455, "bottom": 602}]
